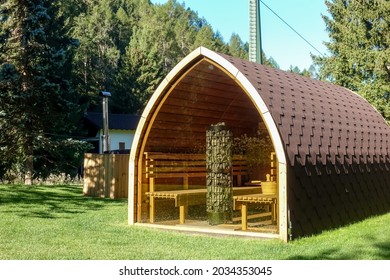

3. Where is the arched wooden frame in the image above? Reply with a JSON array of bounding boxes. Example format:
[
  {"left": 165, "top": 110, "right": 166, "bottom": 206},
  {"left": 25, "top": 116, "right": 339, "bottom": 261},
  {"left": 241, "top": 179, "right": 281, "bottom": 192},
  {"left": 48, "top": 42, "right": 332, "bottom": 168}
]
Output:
[{"left": 128, "top": 47, "right": 288, "bottom": 242}]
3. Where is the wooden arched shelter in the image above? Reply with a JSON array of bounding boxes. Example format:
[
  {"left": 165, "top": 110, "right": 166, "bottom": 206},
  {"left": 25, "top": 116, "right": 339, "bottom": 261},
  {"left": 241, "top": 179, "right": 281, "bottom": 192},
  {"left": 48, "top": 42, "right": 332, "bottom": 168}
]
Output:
[{"left": 128, "top": 47, "right": 390, "bottom": 241}]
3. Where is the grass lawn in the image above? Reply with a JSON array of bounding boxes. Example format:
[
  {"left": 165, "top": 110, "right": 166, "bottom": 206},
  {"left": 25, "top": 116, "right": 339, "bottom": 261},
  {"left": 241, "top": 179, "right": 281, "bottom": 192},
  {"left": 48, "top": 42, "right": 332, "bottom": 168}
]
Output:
[{"left": 0, "top": 184, "right": 389, "bottom": 260}]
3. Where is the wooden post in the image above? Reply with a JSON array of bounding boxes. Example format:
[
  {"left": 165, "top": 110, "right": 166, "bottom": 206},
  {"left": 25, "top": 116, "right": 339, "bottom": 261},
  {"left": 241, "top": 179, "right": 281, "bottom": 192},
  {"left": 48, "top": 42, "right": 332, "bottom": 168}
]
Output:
[
  {"left": 206, "top": 122, "right": 233, "bottom": 225},
  {"left": 241, "top": 203, "right": 248, "bottom": 230},
  {"left": 149, "top": 177, "right": 155, "bottom": 223}
]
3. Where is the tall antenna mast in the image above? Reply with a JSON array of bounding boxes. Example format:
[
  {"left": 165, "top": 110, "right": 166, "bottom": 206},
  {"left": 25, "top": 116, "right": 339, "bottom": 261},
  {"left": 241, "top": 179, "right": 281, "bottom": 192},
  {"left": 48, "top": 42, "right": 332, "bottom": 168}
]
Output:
[{"left": 249, "top": 0, "right": 263, "bottom": 64}]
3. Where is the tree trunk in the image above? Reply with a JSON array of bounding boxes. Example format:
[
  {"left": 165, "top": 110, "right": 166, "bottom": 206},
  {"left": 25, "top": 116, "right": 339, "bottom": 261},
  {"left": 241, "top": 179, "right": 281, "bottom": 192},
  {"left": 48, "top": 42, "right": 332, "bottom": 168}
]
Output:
[
  {"left": 24, "top": 154, "right": 33, "bottom": 185},
  {"left": 23, "top": 131, "right": 34, "bottom": 185}
]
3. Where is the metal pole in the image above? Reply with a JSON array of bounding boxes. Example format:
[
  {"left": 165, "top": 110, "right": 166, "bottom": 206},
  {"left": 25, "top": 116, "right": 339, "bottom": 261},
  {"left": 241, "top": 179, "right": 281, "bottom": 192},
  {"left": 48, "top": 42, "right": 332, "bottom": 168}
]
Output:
[
  {"left": 249, "top": 0, "right": 263, "bottom": 64},
  {"left": 257, "top": 0, "right": 263, "bottom": 64},
  {"left": 100, "top": 91, "right": 111, "bottom": 153},
  {"left": 102, "top": 98, "right": 110, "bottom": 153},
  {"left": 249, "top": 0, "right": 256, "bottom": 62}
]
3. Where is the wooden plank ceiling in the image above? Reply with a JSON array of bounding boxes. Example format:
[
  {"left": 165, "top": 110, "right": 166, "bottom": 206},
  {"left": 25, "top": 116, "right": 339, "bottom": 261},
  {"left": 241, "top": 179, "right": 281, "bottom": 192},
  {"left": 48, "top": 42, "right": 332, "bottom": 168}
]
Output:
[{"left": 145, "top": 59, "right": 264, "bottom": 152}]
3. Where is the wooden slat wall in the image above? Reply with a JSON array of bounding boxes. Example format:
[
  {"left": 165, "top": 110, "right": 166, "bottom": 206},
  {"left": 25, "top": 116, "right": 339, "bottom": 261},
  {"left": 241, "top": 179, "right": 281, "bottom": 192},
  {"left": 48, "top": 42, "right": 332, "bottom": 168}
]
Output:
[
  {"left": 83, "top": 153, "right": 129, "bottom": 199},
  {"left": 145, "top": 63, "right": 262, "bottom": 153}
]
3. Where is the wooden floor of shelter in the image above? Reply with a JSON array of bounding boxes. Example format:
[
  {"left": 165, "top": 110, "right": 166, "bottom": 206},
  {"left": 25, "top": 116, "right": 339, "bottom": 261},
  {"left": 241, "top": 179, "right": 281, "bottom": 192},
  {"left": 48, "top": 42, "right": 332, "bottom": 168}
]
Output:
[
  {"left": 136, "top": 220, "right": 279, "bottom": 239},
  {"left": 141, "top": 217, "right": 278, "bottom": 234}
]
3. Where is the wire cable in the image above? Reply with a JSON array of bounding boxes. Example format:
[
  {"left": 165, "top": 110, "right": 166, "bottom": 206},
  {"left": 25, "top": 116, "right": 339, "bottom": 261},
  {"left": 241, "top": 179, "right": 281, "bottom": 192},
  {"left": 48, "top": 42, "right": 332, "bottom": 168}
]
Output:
[{"left": 260, "top": 0, "right": 325, "bottom": 57}]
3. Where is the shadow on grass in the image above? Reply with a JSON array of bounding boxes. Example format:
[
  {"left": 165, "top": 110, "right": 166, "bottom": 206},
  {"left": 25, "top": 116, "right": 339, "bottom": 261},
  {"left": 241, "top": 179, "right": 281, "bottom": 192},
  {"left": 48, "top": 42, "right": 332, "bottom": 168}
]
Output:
[
  {"left": 374, "top": 241, "right": 390, "bottom": 259},
  {"left": 286, "top": 248, "right": 351, "bottom": 260},
  {"left": 286, "top": 228, "right": 390, "bottom": 260},
  {"left": 0, "top": 184, "right": 125, "bottom": 219}
]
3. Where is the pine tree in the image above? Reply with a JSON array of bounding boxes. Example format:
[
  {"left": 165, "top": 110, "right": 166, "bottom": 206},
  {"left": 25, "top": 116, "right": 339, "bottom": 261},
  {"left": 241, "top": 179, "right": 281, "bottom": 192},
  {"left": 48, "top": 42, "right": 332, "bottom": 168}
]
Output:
[
  {"left": 71, "top": 0, "right": 121, "bottom": 111},
  {"left": 68, "top": 0, "right": 255, "bottom": 114},
  {"left": 314, "top": 0, "right": 390, "bottom": 121},
  {"left": 0, "top": 0, "right": 88, "bottom": 183},
  {"left": 228, "top": 33, "right": 249, "bottom": 60},
  {"left": 118, "top": 0, "right": 213, "bottom": 110}
]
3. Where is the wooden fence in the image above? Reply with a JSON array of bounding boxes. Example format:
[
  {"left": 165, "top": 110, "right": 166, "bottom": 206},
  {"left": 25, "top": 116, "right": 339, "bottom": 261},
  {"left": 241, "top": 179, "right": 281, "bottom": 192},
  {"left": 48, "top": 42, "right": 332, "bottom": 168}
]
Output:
[{"left": 83, "top": 153, "right": 129, "bottom": 199}]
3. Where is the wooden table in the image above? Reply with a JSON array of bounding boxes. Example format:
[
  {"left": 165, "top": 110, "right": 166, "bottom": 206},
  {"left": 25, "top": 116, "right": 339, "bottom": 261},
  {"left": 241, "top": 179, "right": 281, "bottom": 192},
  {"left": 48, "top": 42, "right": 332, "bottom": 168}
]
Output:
[{"left": 233, "top": 193, "right": 277, "bottom": 230}]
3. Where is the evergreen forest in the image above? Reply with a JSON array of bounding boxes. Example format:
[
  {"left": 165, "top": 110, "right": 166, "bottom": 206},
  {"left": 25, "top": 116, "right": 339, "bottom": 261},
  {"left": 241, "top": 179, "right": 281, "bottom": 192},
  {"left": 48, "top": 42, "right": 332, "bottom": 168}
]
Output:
[{"left": 1, "top": 0, "right": 389, "bottom": 183}]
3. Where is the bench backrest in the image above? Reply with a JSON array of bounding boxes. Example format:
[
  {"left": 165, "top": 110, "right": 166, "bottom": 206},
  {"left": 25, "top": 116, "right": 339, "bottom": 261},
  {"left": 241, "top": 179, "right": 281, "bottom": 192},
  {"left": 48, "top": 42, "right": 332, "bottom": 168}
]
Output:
[{"left": 144, "top": 152, "right": 247, "bottom": 186}]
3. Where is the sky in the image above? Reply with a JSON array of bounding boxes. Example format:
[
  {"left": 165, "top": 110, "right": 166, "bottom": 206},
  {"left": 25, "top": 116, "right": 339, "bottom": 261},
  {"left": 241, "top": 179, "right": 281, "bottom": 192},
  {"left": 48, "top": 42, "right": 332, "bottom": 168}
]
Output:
[{"left": 150, "top": 0, "right": 330, "bottom": 71}]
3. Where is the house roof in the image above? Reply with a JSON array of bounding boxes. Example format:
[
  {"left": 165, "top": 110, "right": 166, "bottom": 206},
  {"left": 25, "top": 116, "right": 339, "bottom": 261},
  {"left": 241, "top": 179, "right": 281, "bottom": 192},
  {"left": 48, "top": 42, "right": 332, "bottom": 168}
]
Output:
[{"left": 85, "top": 112, "right": 139, "bottom": 131}]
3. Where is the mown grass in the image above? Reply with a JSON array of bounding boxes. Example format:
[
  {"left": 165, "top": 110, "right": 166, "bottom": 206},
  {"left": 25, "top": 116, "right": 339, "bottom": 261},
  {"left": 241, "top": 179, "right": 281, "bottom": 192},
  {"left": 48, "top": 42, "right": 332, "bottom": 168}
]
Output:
[{"left": 0, "top": 184, "right": 389, "bottom": 260}]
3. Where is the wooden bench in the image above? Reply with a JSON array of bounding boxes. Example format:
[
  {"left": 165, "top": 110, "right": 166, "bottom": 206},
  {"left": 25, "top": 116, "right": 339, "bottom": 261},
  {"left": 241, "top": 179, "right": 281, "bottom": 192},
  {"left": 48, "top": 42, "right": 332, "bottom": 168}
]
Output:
[
  {"left": 233, "top": 193, "right": 277, "bottom": 231},
  {"left": 144, "top": 152, "right": 260, "bottom": 224}
]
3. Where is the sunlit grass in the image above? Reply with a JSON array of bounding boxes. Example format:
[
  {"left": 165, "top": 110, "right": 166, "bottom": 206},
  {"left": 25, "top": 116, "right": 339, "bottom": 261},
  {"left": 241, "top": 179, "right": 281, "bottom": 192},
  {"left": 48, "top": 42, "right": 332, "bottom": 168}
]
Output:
[{"left": 0, "top": 184, "right": 389, "bottom": 260}]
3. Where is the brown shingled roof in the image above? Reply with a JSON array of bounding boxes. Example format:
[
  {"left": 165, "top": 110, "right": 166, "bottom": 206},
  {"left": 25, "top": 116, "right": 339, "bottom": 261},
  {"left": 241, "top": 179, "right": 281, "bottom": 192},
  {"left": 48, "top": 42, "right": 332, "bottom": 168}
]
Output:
[
  {"left": 218, "top": 53, "right": 390, "bottom": 238},
  {"left": 219, "top": 53, "right": 389, "bottom": 165}
]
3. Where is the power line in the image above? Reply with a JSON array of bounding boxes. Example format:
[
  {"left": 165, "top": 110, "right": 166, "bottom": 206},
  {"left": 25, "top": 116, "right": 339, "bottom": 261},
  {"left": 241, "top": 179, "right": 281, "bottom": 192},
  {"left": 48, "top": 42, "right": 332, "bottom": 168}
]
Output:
[{"left": 260, "top": 0, "right": 325, "bottom": 57}]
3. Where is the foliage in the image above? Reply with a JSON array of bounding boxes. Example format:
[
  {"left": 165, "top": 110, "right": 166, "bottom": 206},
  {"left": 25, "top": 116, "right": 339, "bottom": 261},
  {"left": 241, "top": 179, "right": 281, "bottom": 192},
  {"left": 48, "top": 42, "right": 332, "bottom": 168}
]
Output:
[
  {"left": 228, "top": 33, "right": 249, "bottom": 60},
  {"left": 0, "top": 0, "right": 287, "bottom": 182},
  {"left": 117, "top": 0, "right": 231, "bottom": 111},
  {"left": 313, "top": 0, "right": 390, "bottom": 121},
  {"left": 1, "top": 0, "right": 261, "bottom": 182},
  {"left": 266, "top": 56, "right": 280, "bottom": 69},
  {"left": 289, "top": 64, "right": 319, "bottom": 79},
  {"left": 1, "top": 184, "right": 389, "bottom": 260},
  {"left": 70, "top": 0, "right": 123, "bottom": 111},
  {"left": 68, "top": 0, "right": 260, "bottom": 114},
  {"left": 233, "top": 130, "right": 274, "bottom": 170},
  {"left": 0, "top": 0, "right": 89, "bottom": 183},
  {"left": 34, "top": 138, "right": 92, "bottom": 180}
]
